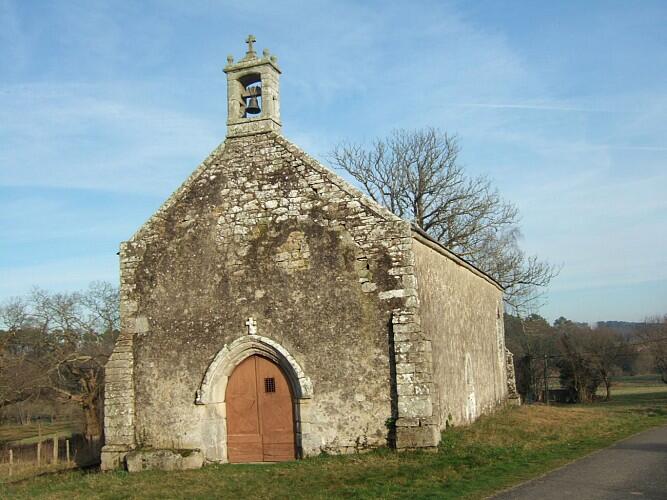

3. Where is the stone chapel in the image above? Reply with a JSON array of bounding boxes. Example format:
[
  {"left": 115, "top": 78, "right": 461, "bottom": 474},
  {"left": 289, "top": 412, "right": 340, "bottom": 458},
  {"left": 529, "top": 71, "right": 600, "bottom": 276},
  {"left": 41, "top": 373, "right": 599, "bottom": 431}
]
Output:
[{"left": 101, "top": 36, "right": 518, "bottom": 471}]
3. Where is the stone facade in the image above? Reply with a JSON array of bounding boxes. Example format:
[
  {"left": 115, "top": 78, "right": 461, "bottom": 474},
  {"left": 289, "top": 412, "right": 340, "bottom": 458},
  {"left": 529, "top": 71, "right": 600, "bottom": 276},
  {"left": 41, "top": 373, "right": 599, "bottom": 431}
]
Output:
[
  {"left": 411, "top": 231, "right": 508, "bottom": 428},
  {"left": 102, "top": 130, "right": 439, "bottom": 468},
  {"left": 101, "top": 37, "right": 517, "bottom": 471}
]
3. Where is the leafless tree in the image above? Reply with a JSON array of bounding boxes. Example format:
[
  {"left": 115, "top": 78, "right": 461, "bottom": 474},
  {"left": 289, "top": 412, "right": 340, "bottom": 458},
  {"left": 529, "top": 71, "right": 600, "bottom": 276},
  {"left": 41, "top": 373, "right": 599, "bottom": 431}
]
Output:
[
  {"left": 587, "top": 327, "right": 626, "bottom": 400},
  {"left": 556, "top": 325, "right": 600, "bottom": 403},
  {"left": 504, "top": 313, "right": 558, "bottom": 401},
  {"left": 0, "top": 298, "right": 39, "bottom": 408},
  {"left": 330, "top": 128, "right": 558, "bottom": 311},
  {"left": 639, "top": 315, "right": 667, "bottom": 383},
  {"left": 554, "top": 319, "right": 628, "bottom": 402},
  {"left": 0, "top": 297, "right": 30, "bottom": 334},
  {"left": 0, "top": 282, "right": 119, "bottom": 440}
]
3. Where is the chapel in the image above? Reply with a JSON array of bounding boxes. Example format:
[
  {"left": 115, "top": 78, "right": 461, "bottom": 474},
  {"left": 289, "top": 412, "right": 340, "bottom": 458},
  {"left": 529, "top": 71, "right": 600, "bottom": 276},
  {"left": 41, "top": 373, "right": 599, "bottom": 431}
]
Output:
[{"left": 101, "top": 36, "right": 518, "bottom": 471}]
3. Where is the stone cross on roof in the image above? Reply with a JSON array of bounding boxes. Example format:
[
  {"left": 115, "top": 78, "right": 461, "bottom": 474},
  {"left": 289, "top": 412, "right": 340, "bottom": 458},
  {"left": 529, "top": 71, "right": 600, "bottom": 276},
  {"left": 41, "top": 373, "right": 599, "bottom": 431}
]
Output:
[{"left": 245, "top": 34, "right": 257, "bottom": 59}]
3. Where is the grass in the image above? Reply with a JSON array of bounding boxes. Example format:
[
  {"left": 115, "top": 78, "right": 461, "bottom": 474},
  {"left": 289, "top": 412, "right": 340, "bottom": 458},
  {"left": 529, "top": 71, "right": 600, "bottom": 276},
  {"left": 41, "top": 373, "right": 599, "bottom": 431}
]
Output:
[
  {"left": 0, "top": 463, "right": 75, "bottom": 486},
  {"left": 0, "top": 421, "right": 82, "bottom": 446},
  {"left": 612, "top": 374, "right": 666, "bottom": 386},
  {"left": 0, "top": 421, "right": 84, "bottom": 484},
  {"left": 2, "top": 379, "right": 666, "bottom": 499}
]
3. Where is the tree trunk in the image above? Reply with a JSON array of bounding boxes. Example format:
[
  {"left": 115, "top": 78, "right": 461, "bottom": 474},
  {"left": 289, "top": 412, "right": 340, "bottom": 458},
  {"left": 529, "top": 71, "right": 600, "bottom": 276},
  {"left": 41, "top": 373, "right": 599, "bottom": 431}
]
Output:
[
  {"left": 15, "top": 405, "right": 24, "bottom": 425},
  {"left": 82, "top": 399, "right": 102, "bottom": 442}
]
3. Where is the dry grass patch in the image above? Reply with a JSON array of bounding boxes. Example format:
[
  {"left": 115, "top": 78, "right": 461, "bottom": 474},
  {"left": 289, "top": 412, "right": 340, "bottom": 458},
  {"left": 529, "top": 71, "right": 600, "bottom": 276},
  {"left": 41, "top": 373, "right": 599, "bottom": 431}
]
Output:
[{"left": 461, "top": 404, "right": 603, "bottom": 450}]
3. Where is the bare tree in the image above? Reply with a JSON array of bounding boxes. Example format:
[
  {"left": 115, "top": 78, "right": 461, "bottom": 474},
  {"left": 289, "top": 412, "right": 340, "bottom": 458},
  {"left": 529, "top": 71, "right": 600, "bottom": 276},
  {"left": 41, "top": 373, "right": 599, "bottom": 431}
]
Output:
[
  {"left": 639, "top": 315, "right": 667, "bottom": 383},
  {"left": 556, "top": 326, "right": 600, "bottom": 403},
  {"left": 0, "top": 297, "right": 30, "bottom": 334},
  {"left": 504, "top": 313, "right": 558, "bottom": 401},
  {"left": 587, "top": 327, "right": 626, "bottom": 400},
  {"left": 0, "top": 298, "right": 41, "bottom": 408},
  {"left": 554, "top": 319, "right": 627, "bottom": 402},
  {"left": 0, "top": 282, "right": 119, "bottom": 440},
  {"left": 330, "top": 128, "right": 558, "bottom": 311}
]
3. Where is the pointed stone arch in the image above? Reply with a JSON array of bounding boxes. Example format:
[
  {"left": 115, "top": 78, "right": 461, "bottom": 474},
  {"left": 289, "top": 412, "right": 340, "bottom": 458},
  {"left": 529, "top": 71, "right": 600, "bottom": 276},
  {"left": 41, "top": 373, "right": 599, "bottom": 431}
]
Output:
[{"left": 196, "top": 335, "right": 313, "bottom": 463}]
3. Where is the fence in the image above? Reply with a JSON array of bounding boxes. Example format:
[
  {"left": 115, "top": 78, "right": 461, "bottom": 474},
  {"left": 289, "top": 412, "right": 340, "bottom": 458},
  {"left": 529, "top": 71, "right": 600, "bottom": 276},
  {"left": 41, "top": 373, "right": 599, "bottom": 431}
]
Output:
[{"left": 0, "top": 434, "right": 101, "bottom": 481}]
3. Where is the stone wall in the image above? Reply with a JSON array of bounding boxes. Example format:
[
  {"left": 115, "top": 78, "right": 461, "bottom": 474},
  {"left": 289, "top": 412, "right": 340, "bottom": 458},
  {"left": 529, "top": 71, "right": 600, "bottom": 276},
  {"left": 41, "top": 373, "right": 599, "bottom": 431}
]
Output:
[
  {"left": 103, "top": 131, "right": 439, "bottom": 467},
  {"left": 505, "top": 348, "right": 521, "bottom": 405},
  {"left": 411, "top": 233, "right": 508, "bottom": 429}
]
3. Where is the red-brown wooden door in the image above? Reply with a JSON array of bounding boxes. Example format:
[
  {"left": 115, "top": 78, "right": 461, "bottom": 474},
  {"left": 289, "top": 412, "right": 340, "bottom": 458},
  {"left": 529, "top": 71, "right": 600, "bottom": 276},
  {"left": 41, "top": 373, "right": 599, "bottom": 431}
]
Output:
[{"left": 226, "top": 355, "right": 296, "bottom": 462}]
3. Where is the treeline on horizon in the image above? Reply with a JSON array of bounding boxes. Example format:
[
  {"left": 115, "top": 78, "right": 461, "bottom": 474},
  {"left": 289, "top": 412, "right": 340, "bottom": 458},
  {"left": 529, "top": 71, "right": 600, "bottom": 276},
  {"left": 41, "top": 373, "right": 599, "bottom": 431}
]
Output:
[{"left": 505, "top": 313, "right": 667, "bottom": 404}]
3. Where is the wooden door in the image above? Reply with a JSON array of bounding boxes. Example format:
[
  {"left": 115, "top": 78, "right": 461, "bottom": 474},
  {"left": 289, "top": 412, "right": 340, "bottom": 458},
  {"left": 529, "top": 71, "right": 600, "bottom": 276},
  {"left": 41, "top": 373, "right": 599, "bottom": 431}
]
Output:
[{"left": 226, "top": 355, "right": 295, "bottom": 462}]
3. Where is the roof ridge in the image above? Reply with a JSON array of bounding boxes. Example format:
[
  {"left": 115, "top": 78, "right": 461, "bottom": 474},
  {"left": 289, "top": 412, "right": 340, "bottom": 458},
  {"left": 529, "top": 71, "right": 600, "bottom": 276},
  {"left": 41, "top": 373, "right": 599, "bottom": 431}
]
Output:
[
  {"left": 127, "top": 141, "right": 227, "bottom": 244},
  {"left": 269, "top": 132, "right": 405, "bottom": 225}
]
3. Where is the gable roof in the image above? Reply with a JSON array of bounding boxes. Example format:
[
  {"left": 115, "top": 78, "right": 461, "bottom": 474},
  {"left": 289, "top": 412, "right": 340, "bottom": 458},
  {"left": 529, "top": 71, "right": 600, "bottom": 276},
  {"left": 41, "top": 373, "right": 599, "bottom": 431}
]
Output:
[
  {"left": 126, "top": 141, "right": 227, "bottom": 244},
  {"left": 124, "top": 131, "right": 502, "bottom": 291},
  {"left": 125, "top": 132, "right": 405, "bottom": 245}
]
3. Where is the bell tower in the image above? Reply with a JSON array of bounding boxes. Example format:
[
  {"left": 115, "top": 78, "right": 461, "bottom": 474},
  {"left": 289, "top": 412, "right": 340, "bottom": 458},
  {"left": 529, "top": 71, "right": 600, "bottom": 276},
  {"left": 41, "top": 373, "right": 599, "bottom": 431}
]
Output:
[{"left": 224, "top": 35, "right": 282, "bottom": 137}]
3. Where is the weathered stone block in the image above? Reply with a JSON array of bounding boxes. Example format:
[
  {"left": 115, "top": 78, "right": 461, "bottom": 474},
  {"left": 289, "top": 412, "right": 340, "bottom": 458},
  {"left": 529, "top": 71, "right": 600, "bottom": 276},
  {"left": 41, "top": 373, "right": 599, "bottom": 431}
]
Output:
[
  {"left": 125, "top": 449, "right": 204, "bottom": 472},
  {"left": 393, "top": 323, "right": 420, "bottom": 334},
  {"left": 395, "top": 363, "right": 415, "bottom": 374},
  {"left": 101, "top": 450, "right": 126, "bottom": 471},
  {"left": 398, "top": 397, "right": 432, "bottom": 418},
  {"left": 395, "top": 423, "right": 439, "bottom": 449},
  {"left": 378, "top": 289, "right": 407, "bottom": 300}
]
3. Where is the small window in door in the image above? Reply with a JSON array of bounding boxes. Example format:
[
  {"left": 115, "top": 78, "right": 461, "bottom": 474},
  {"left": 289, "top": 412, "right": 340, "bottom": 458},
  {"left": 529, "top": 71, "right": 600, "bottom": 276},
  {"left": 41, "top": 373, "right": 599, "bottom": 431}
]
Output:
[{"left": 264, "top": 377, "right": 276, "bottom": 393}]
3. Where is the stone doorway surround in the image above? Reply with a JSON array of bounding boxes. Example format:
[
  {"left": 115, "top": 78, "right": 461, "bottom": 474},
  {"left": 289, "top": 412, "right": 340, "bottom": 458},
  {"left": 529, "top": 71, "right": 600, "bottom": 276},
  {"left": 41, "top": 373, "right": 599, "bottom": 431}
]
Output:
[{"left": 196, "top": 334, "right": 313, "bottom": 463}]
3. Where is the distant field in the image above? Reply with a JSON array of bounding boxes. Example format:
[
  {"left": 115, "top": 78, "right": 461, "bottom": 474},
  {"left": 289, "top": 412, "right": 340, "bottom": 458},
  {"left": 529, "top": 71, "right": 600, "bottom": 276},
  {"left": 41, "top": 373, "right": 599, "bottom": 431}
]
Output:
[
  {"left": 0, "top": 421, "right": 82, "bottom": 446},
  {"left": 2, "top": 377, "right": 666, "bottom": 499},
  {"left": 601, "top": 374, "right": 667, "bottom": 398},
  {"left": 616, "top": 374, "right": 664, "bottom": 383},
  {"left": 612, "top": 373, "right": 666, "bottom": 387}
]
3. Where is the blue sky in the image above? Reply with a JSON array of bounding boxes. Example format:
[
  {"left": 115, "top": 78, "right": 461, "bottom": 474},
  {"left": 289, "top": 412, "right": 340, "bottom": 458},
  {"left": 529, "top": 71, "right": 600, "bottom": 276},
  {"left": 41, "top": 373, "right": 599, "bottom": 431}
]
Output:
[{"left": 1, "top": 0, "right": 665, "bottom": 323}]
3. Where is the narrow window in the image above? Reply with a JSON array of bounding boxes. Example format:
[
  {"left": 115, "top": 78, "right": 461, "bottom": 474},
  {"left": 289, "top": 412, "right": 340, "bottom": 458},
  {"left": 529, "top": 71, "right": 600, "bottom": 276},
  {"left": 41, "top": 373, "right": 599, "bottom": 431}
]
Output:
[{"left": 264, "top": 377, "right": 276, "bottom": 393}]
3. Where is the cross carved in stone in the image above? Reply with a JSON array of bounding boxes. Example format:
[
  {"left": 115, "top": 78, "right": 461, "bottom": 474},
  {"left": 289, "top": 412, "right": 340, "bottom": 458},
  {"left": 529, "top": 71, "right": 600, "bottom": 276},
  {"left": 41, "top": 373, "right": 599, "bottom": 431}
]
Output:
[
  {"left": 245, "top": 317, "right": 257, "bottom": 335},
  {"left": 245, "top": 34, "right": 257, "bottom": 56}
]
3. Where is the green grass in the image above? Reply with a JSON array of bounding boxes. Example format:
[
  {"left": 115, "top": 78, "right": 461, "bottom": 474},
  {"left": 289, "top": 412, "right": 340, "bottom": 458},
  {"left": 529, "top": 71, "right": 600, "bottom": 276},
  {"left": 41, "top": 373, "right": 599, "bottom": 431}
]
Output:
[
  {"left": 2, "top": 380, "right": 666, "bottom": 499},
  {"left": 610, "top": 373, "right": 666, "bottom": 388}
]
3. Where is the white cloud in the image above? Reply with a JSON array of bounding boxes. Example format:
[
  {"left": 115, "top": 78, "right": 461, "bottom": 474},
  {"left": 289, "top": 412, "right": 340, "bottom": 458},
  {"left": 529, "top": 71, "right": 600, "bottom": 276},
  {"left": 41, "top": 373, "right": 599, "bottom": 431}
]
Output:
[{"left": 0, "top": 81, "right": 222, "bottom": 194}]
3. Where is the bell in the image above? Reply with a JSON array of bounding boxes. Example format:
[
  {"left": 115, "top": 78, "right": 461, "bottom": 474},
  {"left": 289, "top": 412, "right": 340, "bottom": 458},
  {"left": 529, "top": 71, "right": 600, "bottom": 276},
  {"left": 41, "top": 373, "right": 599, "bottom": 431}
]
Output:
[{"left": 245, "top": 96, "right": 260, "bottom": 115}]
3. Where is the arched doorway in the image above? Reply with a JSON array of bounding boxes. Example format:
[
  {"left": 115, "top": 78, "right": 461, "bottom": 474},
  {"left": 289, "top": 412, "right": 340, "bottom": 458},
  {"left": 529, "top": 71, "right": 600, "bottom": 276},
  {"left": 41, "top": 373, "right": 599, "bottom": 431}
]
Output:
[{"left": 226, "top": 355, "right": 296, "bottom": 462}]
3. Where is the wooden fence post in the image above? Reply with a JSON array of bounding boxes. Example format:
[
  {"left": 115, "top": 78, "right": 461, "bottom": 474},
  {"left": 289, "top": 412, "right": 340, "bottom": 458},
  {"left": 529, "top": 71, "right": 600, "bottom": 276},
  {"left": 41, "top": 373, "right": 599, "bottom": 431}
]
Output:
[
  {"left": 53, "top": 436, "right": 58, "bottom": 464},
  {"left": 9, "top": 449, "right": 13, "bottom": 477},
  {"left": 37, "top": 440, "right": 42, "bottom": 467},
  {"left": 66, "top": 439, "right": 71, "bottom": 465}
]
